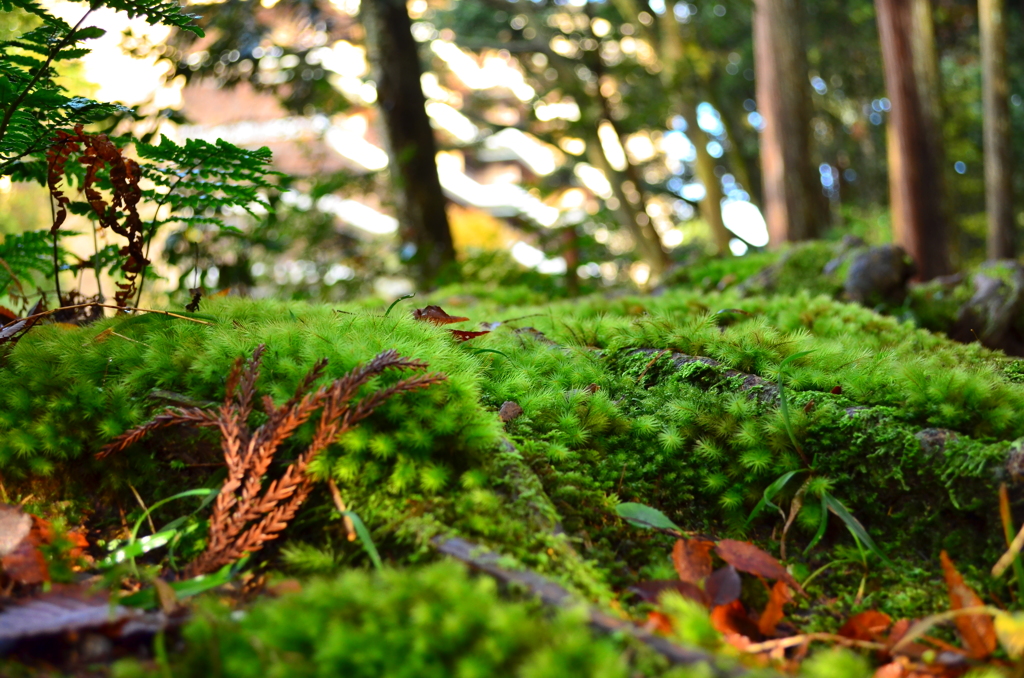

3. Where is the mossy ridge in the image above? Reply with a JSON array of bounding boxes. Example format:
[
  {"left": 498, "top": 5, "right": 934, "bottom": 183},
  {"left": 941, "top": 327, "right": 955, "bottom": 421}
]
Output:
[
  {"left": 0, "top": 297, "right": 502, "bottom": 494},
  {"left": 3, "top": 288, "right": 1024, "bottom": 613},
  {"left": 453, "top": 286, "right": 1024, "bottom": 582}
]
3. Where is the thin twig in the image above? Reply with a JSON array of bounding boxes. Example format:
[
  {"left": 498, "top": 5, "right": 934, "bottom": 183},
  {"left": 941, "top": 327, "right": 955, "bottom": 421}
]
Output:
[
  {"left": 128, "top": 483, "right": 156, "bottom": 536},
  {"left": 636, "top": 348, "right": 670, "bottom": 385},
  {"left": 742, "top": 633, "right": 886, "bottom": 654},
  {"left": 327, "top": 478, "right": 357, "bottom": 542}
]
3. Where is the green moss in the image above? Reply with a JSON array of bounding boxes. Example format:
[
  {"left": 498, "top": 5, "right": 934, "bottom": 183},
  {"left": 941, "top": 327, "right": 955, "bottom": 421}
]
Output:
[
  {"left": 5, "top": 284, "right": 1024, "bottom": 627},
  {"left": 111, "top": 563, "right": 730, "bottom": 678}
]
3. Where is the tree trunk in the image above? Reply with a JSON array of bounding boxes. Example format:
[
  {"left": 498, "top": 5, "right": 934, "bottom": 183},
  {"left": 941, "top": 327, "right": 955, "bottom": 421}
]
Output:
[
  {"left": 753, "top": 0, "right": 823, "bottom": 245},
  {"left": 361, "top": 0, "right": 455, "bottom": 285},
  {"left": 875, "top": 0, "right": 951, "bottom": 280},
  {"left": 980, "top": 0, "right": 1015, "bottom": 259}
]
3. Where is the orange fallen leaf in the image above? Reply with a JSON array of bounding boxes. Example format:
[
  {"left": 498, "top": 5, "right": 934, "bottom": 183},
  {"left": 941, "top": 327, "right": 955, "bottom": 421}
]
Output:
[
  {"left": 672, "top": 538, "right": 714, "bottom": 584},
  {"left": 711, "top": 599, "right": 762, "bottom": 640},
  {"left": 940, "top": 550, "right": 996, "bottom": 659},
  {"left": 412, "top": 305, "right": 469, "bottom": 325},
  {"left": 757, "top": 580, "right": 792, "bottom": 637},
  {"left": 839, "top": 610, "right": 892, "bottom": 641},
  {"left": 873, "top": 661, "right": 905, "bottom": 678},
  {"left": 644, "top": 610, "right": 674, "bottom": 635},
  {"left": 714, "top": 539, "right": 805, "bottom": 595}
]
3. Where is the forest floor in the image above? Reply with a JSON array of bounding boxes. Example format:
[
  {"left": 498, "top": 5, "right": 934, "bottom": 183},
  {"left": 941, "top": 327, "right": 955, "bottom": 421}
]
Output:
[{"left": 3, "top": 242, "right": 1024, "bottom": 677}]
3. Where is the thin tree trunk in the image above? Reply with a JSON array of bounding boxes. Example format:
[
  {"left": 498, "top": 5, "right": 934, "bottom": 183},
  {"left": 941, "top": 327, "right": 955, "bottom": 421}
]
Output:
[
  {"left": 585, "top": 51, "right": 670, "bottom": 277},
  {"left": 980, "top": 0, "right": 1015, "bottom": 259},
  {"left": 585, "top": 129, "right": 666, "bottom": 276},
  {"left": 709, "top": 86, "right": 762, "bottom": 207},
  {"left": 875, "top": 0, "right": 951, "bottom": 279},
  {"left": 753, "top": 0, "right": 823, "bottom": 245},
  {"left": 654, "top": 10, "right": 731, "bottom": 255},
  {"left": 679, "top": 102, "right": 731, "bottom": 254},
  {"left": 362, "top": 0, "right": 455, "bottom": 285}
]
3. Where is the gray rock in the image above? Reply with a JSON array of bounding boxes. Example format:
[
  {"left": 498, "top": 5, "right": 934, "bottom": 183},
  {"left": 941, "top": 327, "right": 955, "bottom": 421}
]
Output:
[
  {"left": 950, "top": 261, "right": 1024, "bottom": 355},
  {"left": 843, "top": 244, "right": 916, "bottom": 307}
]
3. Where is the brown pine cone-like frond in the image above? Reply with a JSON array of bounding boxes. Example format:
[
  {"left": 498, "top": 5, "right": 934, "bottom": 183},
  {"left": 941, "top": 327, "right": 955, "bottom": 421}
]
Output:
[{"left": 98, "top": 344, "right": 445, "bottom": 579}]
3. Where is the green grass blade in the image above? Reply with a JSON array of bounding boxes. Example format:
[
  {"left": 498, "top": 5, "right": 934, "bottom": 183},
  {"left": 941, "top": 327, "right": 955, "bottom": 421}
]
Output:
[
  {"left": 384, "top": 293, "right": 415, "bottom": 317},
  {"left": 804, "top": 500, "right": 830, "bottom": 555},
  {"left": 745, "top": 469, "right": 802, "bottom": 526},
  {"left": 822, "top": 492, "right": 893, "bottom": 567},
  {"left": 777, "top": 350, "right": 814, "bottom": 454},
  {"left": 343, "top": 510, "right": 384, "bottom": 570}
]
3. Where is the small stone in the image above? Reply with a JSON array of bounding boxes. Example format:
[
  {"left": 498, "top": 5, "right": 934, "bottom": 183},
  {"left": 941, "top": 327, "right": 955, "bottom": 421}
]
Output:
[
  {"left": 843, "top": 244, "right": 915, "bottom": 307},
  {"left": 499, "top": 401, "right": 523, "bottom": 423}
]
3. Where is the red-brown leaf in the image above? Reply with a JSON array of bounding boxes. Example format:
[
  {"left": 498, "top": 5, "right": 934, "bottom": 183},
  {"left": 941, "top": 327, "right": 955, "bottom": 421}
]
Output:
[
  {"left": 672, "top": 538, "right": 714, "bottom": 584},
  {"left": 412, "top": 305, "right": 469, "bottom": 325},
  {"left": 839, "top": 611, "right": 892, "bottom": 641},
  {"left": 449, "top": 329, "right": 490, "bottom": 341},
  {"left": 629, "top": 580, "right": 710, "bottom": 607},
  {"left": 757, "top": 580, "right": 792, "bottom": 636},
  {"left": 940, "top": 550, "right": 996, "bottom": 659},
  {"left": 714, "top": 539, "right": 805, "bottom": 595}
]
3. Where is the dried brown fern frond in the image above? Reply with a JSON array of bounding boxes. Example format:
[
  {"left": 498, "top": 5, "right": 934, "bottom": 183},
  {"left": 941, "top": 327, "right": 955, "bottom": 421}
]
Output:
[{"left": 97, "top": 346, "right": 446, "bottom": 578}]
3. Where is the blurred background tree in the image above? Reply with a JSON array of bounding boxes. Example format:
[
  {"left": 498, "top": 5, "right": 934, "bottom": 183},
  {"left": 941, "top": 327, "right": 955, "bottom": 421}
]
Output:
[{"left": 1, "top": 0, "right": 1023, "bottom": 304}]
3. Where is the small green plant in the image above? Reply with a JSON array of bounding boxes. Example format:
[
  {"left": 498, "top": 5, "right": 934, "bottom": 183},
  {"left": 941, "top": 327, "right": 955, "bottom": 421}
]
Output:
[
  {"left": 1, "top": 0, "right": 277, "bottom": 309},
  {"left": 747, "top": 350, "right": 892, "bottom": 566}
]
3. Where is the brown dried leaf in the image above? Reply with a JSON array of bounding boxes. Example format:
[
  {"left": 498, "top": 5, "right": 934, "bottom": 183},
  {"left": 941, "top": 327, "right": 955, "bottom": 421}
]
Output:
[
  {"left": 152, "top": 578, "right": 180, "bottom": 614},
  {"left": 672, "top": 538, "right": 714, "bottom": 584},
  {"left": 714, "top": 539, "right": 805, "bottom": 595},
  {"left": 628, "top": 580, "right": 709, "bottom": 607},
  {"left": 940, "top": 550, "right": 996, "bottom": 659},
  {"left": 839, "top": 611, "right": 893, "bottom": 641},
  {"left": 757, "top": 580, "right": 792, "bottom": 637},
  {"left": 0, "top": 306, "right": 17, "bottom": 324},
  {"left": 449, "top": 329, "right": 490, "bottom": 341},
  {"left": 412, "top": 305, "right": 469, "bottom": 325}
]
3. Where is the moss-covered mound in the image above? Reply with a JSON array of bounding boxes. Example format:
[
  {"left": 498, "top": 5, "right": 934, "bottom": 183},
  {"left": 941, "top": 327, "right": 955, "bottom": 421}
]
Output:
[
  {"left": 110, "top": 562, "right": 874, "bottom": 678},
  {"left": 2, "top": 286, "right": 1023, "bottom": 640}
]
